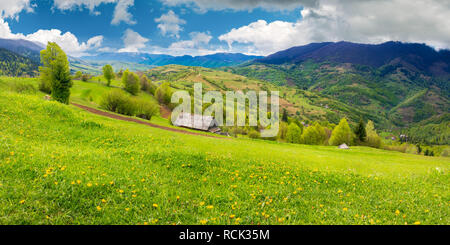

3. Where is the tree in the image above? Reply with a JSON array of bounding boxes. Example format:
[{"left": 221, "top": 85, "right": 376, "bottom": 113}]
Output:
[
  {"left": 122, "top": 69, "right": 140, "bottom": 95},
  {"left": 39, "top": 42, "right": 72, "bottom": 104},
  {"left": 282, "top": 108, "right": 288, "bottom": 122},
  {"left": 102, "top": 64, "right": 114, "bottom": 86},
  {"left": 354, "top": 118, "right": 367, "bottom": 143},
  {"left": 140, "top": 74, "right": 149, "bottom": 91},
  {"left": 329, "top": 118, "right": 354, "bottom": 146},
  {"left": 417, "top": 144, "right": 422, "bottom": 154},
  {"left": 277, "top": 122, "right": 289, "bottom": 140},
  {"left": 365, "top": 120, "right": 382, "bottom": 148},
  {"left": 74, "top": 71, "right": 82, "bottom": 79},
  {"left": 286, "top": 123, "right": 302, "bottom": 144},
  {"left": 155, "top": 82, "right": 173, "bottom": 105},
  {"left": 301, "top": 122, "right": 327, "bottom": 145}
]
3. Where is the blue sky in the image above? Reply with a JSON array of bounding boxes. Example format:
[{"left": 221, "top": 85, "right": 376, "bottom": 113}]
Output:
[{"left": 0, "top": 0, "right": 448, "bottom": 57}]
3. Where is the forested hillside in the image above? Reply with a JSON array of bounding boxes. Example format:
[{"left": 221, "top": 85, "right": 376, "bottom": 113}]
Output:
[{"left": 0, "top": 48, "right": 39, "bottom": 77}]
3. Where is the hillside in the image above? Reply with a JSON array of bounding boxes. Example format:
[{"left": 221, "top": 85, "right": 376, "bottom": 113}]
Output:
[
  {"left": 226, "top": 42, "right": 450, "bottom": 142},
  {"left": 0, "top": 83, "right": 448, "bottom": 225},
  {"left": 0, "top": 48, "right": 39, "bottom": 77}
]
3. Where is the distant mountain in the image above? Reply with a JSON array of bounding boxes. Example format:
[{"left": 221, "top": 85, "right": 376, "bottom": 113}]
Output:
[
  {"left": 0, "top": 48, "right": 39, "bottom": 77},
  {"left": 81, "top": 52, "right": 262, "bottom": 68},
  {"left": 0, "top": 38, "right": 44, "bottom": 63},
  {"left": 257, "top": 41, "right": 450, "bottom": 77}
]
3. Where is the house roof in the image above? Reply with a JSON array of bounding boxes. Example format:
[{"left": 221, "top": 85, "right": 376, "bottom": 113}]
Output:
[{"left": 174, "top": 113, "right": 219, "bottom": 131}]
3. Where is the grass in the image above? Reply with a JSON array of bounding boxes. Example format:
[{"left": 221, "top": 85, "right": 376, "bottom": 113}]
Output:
[{"left": 0, "top": 85, "right": 449, "bottom": 225}]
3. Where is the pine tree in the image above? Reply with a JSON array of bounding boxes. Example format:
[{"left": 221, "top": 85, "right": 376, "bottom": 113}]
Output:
[
  {"left": 354, "top": 118, "right": 367, "bottom": 143},
  {"left": 282, "top": 108, "right": 288, "bottom": 122}
]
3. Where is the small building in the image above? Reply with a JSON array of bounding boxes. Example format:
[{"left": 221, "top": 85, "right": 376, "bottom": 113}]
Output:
[
  {"left": 338, "top": 143, "right": 350, "bottom": 149},
  {"left": 174, "top": 113, "right": 221, "bottom": 133}
]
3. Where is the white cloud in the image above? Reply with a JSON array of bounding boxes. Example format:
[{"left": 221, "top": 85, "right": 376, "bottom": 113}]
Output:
[
  {"left": 118, "top": 28, "right": 149, "bottom": 52},
  {"left": 154, "top": 10, "right": 186, "bottom": 38},
  {"left": 0, "top": 0, "right": 34, "bottom": 20},
  {"left": 219, "top": 0, "right": 450, "bottom": 55},
  {"left": 0, "top": 18, "right": 104, "bottom": 57},
  {"left": 166, "top": 31, "right": 216, "bottom": 55},
  {"left": 159, "top": 0, "right": 314, "bottom": 12},
  {"left": 53, "top": 0, "right": 136, "bottom": 25},
  {"left": 52, "top": 0, "right": 117, "bottom": 11},
  {"left": 111, "top": 0, "right": 136, "bottom": 25}
]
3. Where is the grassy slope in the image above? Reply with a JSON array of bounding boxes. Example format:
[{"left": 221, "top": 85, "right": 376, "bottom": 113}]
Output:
[{"left": 0, "top": 89, "right": 448, "bottom": 225}]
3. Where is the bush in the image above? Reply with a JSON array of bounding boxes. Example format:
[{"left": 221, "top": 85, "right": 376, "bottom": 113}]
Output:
[
  {"left": 248, "top": 130, "right": 260, "bottom": 139},
  {"left": 81, "top": 74, "right": 90, "bottom": 82},
  {"left": 100, "top": 89, "right": 157, "bottom": 120},
  {"left": 301, "top": 122, "right": 327, "bottom": 145},
  {"left": 100, "top": 89, "right": 129, "bottom": 113},
  {"left": 132, "top": 98, "right": 158, "bottom": 120}
]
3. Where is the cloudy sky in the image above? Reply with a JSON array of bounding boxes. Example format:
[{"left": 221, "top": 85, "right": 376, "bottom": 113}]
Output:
[{"left": 0, "top": 0, "right": 449, "bottom": 57}]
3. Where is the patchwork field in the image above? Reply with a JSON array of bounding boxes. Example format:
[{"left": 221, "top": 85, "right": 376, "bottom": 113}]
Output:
[{"left": 0, "top": 84, "right": 448, "bottom": 224}]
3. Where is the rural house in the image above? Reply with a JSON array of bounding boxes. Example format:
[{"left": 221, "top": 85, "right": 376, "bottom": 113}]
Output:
[{"left": 174, "top": 113, "right": 221, "bottom": 133}]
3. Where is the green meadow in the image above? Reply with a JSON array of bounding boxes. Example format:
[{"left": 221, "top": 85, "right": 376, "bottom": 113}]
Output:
[{"left": 0, "top": 76, "right": 449, "bottom": 225}]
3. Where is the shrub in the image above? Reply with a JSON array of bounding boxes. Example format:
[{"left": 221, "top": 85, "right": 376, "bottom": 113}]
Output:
[
  {"left": 100, "top": 89, "right": 129, "bottom": 113},
  {"left": 132, "top": 98, "right": 158, "bottom": 120},
  {"left": 248, "top": 130, "right": 260, "bottom": 139},
  {"left": 100, "top": 89, "right": 157, "bottom": 120},
  {"left": 81, "top": 74, "right": 90, "bottom": 82}
]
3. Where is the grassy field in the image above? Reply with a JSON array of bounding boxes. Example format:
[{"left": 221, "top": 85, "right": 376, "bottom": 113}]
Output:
[{"left": 0, "top": 77, "right": 449, "bottom": 225}]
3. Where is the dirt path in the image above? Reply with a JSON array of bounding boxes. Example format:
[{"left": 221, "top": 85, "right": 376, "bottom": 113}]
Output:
[{"left": 72, "top": 103, "right": 226, "bottom": 139}]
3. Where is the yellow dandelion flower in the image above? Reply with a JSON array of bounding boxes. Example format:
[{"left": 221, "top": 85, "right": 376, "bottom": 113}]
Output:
[
  {"left": 125, "top": 208, "right": 130, "bottom": 211},
  {"left": 153, "top": 203, "right": 158, "bottom": 208},
  {"left": 207, "top": 205, "right": 214, "bottom": 209},
  {"left": 200, "top": 219, "right": 207, "bottom": 225},
  {"left": 229, "top": 214, "right": 235, "bottom": 219},
  {"left": 119, "top": 189, "right": 124, "bottom": 193},
  {"left": 101, "top": 199, "right": 107, "bottom": 203},
  {"left": 96, "top": 206, "right": 102, "bottom": 211},
  {"left": 86, "top": 183, "right": 92, "bottom": 187},
  {"left": 395, "top": 210, "right": 400, "bottom": 215},
  {"left": 76, "top": 180, "right": 81, "bottom": 184},
  {"left": 343, "top": 208, "right": 348, "bottom": 211},
  {"left": 19, "top": 200, "right": 25, "bottom": 204},
  {"left": 414, "top": 221, "right": 421, "bottom": 225},
  {"left": 199, "top": 201, "right": 205, "bottom": 206},
  {"left": 337, "top": 190, "right": 343, "bottom": 193}
]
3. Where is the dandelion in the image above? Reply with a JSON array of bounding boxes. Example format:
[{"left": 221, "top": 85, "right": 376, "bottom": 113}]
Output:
[
  {"left": 101, "top": 199, "right": 107, "bottom": 203},
  {"left": 86, "top": 183, "right": 92, "bottom": 187},
  {"left": 200, "top": 219, "right": 207, "bottom": 225},
  {"left": 207, "top": 205, "right": 214, "bottom": 209},
  {"left": 10, "top": 152, "right": 14, "bottom": 156},
  {"left": 19, "top": 200, "right": 25, "bottom": 204},
  {"left": 96, "top": 206, "right": 102, "bottom": 211},
  {"left": 229, "top": 214, "right": 235, "bottom": 219},
  {"left": 337, "top": 189, "right": 343, "bottom": 193},
  {"left": 395, "top": 210, "right": 400, "bottom": 215},
  {"left": 414, "top": 221, "right": 421, "bottom": 225},
  {"left": 153, "top": 203, "right": 158, "bottom": 208},
  {"left": 125, "top": 208, "right": 130, "bottom": 211},
  {"left": 343, "top": 208, "right": 348, "bottom": 211},
  {"left": 76, "top": 180, "right": 81, "bottom": 184},
  {"left": 119, "top": 189, "right": 124, "bottom": 193},
  {"left": 199, "top": 201, "right": 205, "bottom": 206}
]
